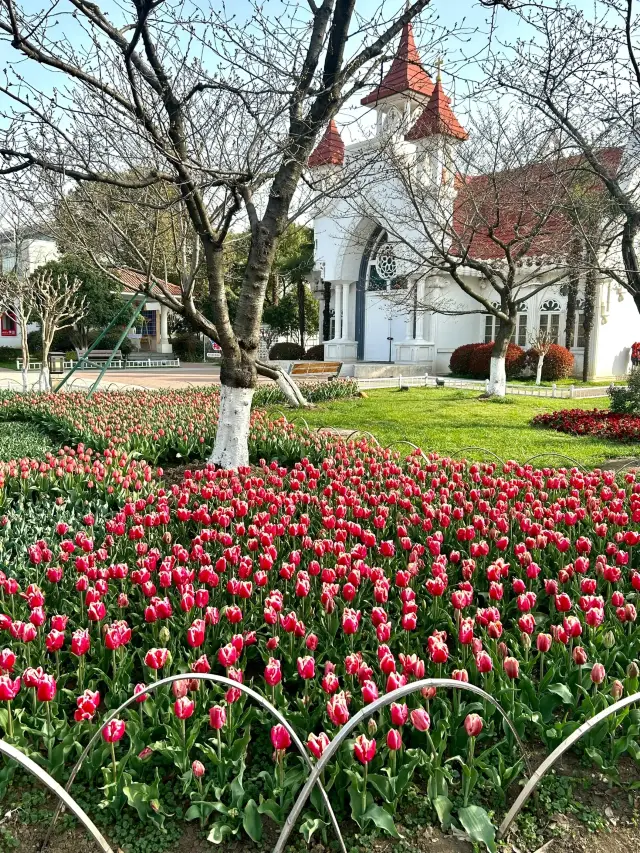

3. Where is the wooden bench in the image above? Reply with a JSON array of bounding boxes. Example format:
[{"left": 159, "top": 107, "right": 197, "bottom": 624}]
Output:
[
  {"left": 76, "top": 349, "right": 123, "bottom": 368},
  {"left": 290, "top": 361, "right": 341, "bottom": 377}
]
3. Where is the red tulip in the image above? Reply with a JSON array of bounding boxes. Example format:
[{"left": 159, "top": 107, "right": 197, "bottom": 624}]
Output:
[
  {"left": 386, "top": 728, "right": 402, "bottom": 750},
  {"left": 45, "top": 630, "right": 65, "bottom": 653},
  {"left": 475, "top": 651, "right": 493, "bottom": 673},
  {"left": 591, "top": 663, "right": 606, "bottom": 685},
  {"left": 102, "top": 719, "right": 126, "bottom": 742},
  {"left": 536, "top": 633, "right": 552, "bottom": 653},
  {"left": 503, "top": 657, "right": 519, "bottom": 679},
  {"left": 209, "top": 705, "right": 227, "bottom": 729},
  {"left": 270, "top": 723, "right": 291, "bottom": 751},
  {"left": 573, "top": 646, "right": 588, "bottom": 665},
  {"left": 327, "top": 691, "right": 350, "bottom": 726},
  {"left": 265, "top": 658, "right": 282, "bottom": 686},
  {"left": 410, "top": 708, "right": 430, "bottom": 732},
  {"left": 0, "top": 675, "right": 20, "bottom": 700},
  {"left": 390, "top": 702, "right": 408, "bottom": 726},
  {"left": 174, "top": 696, "right": 195, "bottom": 719},
  {"left": 353, "top": 733, "right": 376, "bottom": 764},
  {"left": 192, "top": 760, "right": 205, "bottom": 778},
  {"left": 37, "top": 674, "right": 56, "bottom": 702},
  {"left": 464, "top": 713, "right": 483, "bottom": 737},
  {"left": 307, "top": 731, "right": 330, "bottom": 758},
  {"left": 144, "top": 647, "right": 169, "bottom": 670},
  {"left": 297, "top": 656, "right": 315, "bottom": 680}
]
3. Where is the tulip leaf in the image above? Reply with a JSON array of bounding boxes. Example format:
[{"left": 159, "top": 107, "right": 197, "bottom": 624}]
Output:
[
  {"left": 548, "top": 683, "right": 575, "bottom": 704},
  {"left": 363, "top": 804, "right": 400, "bottom": 838},
  {"left": 367, "top": 772, "right": 394, "bottom": 803},
  {"left": 300, "top": 813, "right": 327, "bottom": 843},
  {"left": 433, "top": 795, "right": 453, "bottom": 831},
  {"left": 207, "top": 822, "right": 234, "bottom": 844},
  {"left": 457, "top": 805, "right": 497, "bottom": 853},
  {"left": 258, "top": 798, "right": 283, "bottom": 825},
  {"left": 243, "top": 798, "right": 262, "bottom": 842}
]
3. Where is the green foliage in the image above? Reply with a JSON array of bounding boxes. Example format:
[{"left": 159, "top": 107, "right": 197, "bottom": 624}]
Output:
[
  {"left": 303, "top": 343, "right": 325, "bottom": 360},
  {"left": 170, "top": 332, "right": 203, "bottom": 361},
  {"left": 609, "top": 366, "right": 640, "bottom": 414},
  {"left": 0, "top": 422, "right": 54, "bottom": 461},
  {"left": 268, "top": 341, "right": 305, "bottom": 360},
  {"left": 35, "top": 256, "right": 126, "bottom": 349},
  {"left": 263, "top": 286, "right": 319, "bottom": 342}
]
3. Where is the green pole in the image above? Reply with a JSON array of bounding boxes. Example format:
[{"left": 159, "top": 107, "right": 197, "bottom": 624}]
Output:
[
  {"left": 87, "top": 298, "right": 147, "bottom": 398},
  {"left": 54, "top": 291, "right": 141, "bottom": 392}
]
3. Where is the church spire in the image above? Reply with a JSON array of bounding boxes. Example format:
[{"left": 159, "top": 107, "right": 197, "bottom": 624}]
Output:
[
  {"left": 360, "top": 20, "right": 434, "bottom": 106},
  {"left": 405, "top": 72, "right": 468, "bottom": 141},
  {"left": 308, "top": 119, "right": 345, "bottom": 168}
]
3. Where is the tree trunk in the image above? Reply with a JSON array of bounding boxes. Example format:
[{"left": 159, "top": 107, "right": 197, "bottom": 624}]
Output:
[
  {"left": 209, "top": 354, "right": 256, "bottom": 468},
  {"left": 487, "top": 319, "right": 514, "bottom": 397},
  {"left": 20, "top": 331, "right": 29, "bottom": 394},
  {"left": 297, "top": 279, "right": 306, "bottom": 350},
  {"left": 582, "top": 266, "right": 597, "bottom": 382},
  {"left": 40, "top": 336, "right": 52, "bottom": 392},
  {"left": 536, "top": 354, "right": 544, "bottom": 385},
  {"left": 564, "top": 267, "right": 579, "bottom": 349}
]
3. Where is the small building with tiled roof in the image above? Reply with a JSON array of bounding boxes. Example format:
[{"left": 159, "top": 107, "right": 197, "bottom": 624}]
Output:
[
  {"left": 108, "top": 268, "right": 178, "bottom": 354},
  {"left": 306, "top": 18, "right": 637, "bottom": 380}
]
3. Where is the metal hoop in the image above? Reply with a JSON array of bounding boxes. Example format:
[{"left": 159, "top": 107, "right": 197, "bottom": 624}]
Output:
[
  {"left": 274, "top": 677, "right": 530, "bottom": 853},
  {"left": 344, "top": 430, "right": 381, "bottom": 446},
  {"left": 44, "top": 673, "right": 345, "bottom": 853},
  {"left": 522, "top": 453, "right": 588, "bottom": 473},
  {"left": 498, "top": 689, "right": 640, "bottom": 839},
  {"left": 0, "top": 739, "right": 112, "bottom": 852},
  {"left": 384, "top": 440, "right": 428, "bottom": 460},
  {"left": 447, "top": 447, "right": 507, "bottom": 466}
]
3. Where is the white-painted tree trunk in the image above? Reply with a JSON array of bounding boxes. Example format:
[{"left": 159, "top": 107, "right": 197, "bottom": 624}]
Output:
[
  {"left": 209, "top": 384, "right": 255, "bottom": 469},
  {"left": 21, "top": 368, "right": 28, "bottom": 394},
  {"left": 38, "top": 367, "right": 51, "bottom": 393},
  {"left": 487, "top": 356, "right": 507, "bottom": 397},
  {"left": 535, "top": 355, "right": 544, "bottom": 386}
]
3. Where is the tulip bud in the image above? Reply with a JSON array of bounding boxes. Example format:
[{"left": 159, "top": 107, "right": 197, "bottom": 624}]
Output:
[
  {"left": 158, "top": 626, "right": 171, "bottom": 646},
  {"left": 627, "top": 661, "right": 640, "bottom": 679},
  {"left": 192, "top": 760, "right": 205, "bottom": 778},
  {"left": 590, "top": 662, "right": 606, "bottom": 685},
  {"left": 386, "top": 728, "right": 402, "bottom": 751},
  {"left": 521, "top": 633, "right": 531, "bottom": 651},
  {"left": 464, "top": 713, "right": 483, "bottom": 738},
  {"left": 611, "top": 680, "right": 624, "bottom": 700},
  {"left": 602, "top": 631, "right": 616, "bottom": 649},
  {"left": 367, "top": 718, "right": 377, "bottom": 736}
]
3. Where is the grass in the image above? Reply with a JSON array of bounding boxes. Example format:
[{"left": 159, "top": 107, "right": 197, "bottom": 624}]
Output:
[
  {"left": 284, "top": 387, "right": 639, "bottom": 468},
  {"left": 0, "top": 421, "right": 55, "bottom": 461}
]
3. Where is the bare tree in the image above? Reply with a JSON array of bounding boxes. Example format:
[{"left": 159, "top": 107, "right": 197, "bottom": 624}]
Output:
[
  {"left": 348, "top": 106, "right": 578, "bottom": 394},
  {"left": 528, "top": 327, "right": 553, "bottom": 385},
  {"left": 0, "top": 0, "right": 435, "bottom": 467},
  {"left": 0, "top": 275, "right": 35, "bottom": 391},
  {"left": 29, "top": 270, "right": 86, "bottom": 391},
  {"left": 489, "top": 0, "right": 640, "bottom": 317}
]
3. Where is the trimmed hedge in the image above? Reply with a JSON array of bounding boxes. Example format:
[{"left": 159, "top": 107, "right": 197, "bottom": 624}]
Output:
[
  {"left": 525, "top": 344, "right": 574, "bottom": 381},
  {"left": 465, "top": 342, "right": 526, "bottom": 379},
  {"left": 449, "top": 343, "right": 477, "bottom": 375},
  {"left": 269, "top": 341, "right": 305, "bottom": 360},
  {"left": 303, "top": 344, "right": 325, "bottom": 360}
]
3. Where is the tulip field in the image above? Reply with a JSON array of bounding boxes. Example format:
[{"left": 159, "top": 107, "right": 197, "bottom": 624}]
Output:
[{"left": 0, "top": 387, "right": 637, "bottom": 852}]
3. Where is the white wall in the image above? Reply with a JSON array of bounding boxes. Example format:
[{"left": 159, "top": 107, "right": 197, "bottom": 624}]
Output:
[{"left": 592, "top": 282, "right": 637, "bottom": 379}]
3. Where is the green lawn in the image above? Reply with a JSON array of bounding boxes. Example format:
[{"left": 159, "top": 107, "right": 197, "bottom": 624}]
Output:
[
  {"left": 284, "top": 388, "right": 639, "bottom": 468},
  {"left": 0, "top": 422, "right": 55, "bottom": 461}
]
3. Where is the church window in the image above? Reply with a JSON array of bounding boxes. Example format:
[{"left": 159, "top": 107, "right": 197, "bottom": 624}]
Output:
[
  {"left": 539, "top": 299, "right": 561, "bottom": 344},
  {"left": 516, "top": 302, "right": 528, "bottom": 347},
  {"left": 575, "top": 298, "right": 585, "bottom": 349},
  {"left": 368, "top": 232, "right": 407, "bottom": 291}
]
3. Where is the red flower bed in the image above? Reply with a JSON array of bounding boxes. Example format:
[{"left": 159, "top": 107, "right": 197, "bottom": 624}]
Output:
[
  {"left": 533, "top": 408, "right": 640, "bottom": 442},
  {"left": 0, "top": 439, "right": 638, "bottom": 840}
]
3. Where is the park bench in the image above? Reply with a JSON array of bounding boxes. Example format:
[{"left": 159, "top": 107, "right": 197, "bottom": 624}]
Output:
[
  {"left": 76, "top": 349, "right": 124, "bottom": 368},
  {"left": 289, "top": 361, "right": 341, "bottom": 377}
]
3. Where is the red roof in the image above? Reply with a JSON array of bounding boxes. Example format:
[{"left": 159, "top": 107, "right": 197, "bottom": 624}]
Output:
[
  {"left": 361, "top": 21, "right": 434, "bottom": 107},
  {"left": 451, "top": 147, "right": 623, "bottom": 261},
  {"left": 308, "top": 120, "right": 345, "bottom": 168},
  {"left": 111, "top": 268, "right": 182, "bottom": 299},
  {"left": 405, "top": 77, "right": 467, "bottom": 141}
]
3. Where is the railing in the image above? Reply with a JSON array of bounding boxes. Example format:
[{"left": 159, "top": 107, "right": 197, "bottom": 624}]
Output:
[
  {"left": 355, "top": 373, "right": 619, "bottom": 399},
  {"left": 16, "top": 359, "right": 75, "bottom": 371}
]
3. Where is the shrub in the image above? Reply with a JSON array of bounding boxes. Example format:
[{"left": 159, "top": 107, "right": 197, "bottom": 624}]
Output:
[
  {"left": 269, "top": 341, "right": 305, "bottom": 360},
  {"left": 303, "top": 343, "right": 325, "bottom": 361},
  {"left": 467, "top": 342, "right": 526, "bottom": 379},
  {"left": 171, "top": 332, "right": 203, "bottom": 361},
  {"left": 609, "top": 367, "right": 640, "bottom": 414},
  {"left": 449, "top": 343, "right": 478, "bottom": 376},
  {"left": 28, "top": 328, "right": 77, "bottom": 355},
  {"left": 525, "top": 344, "right": 574, "bottom": 381},
  {"left": 87, "top": 329, "right": 134, "bottom": 355}
]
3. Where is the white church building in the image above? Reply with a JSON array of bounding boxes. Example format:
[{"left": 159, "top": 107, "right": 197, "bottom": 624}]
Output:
[{"left": 308, "top": 22, "right": 638, "bottom": 379}]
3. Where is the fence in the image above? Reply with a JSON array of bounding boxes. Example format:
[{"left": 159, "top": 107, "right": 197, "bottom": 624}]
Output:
[
  {"left": 16, "top": 359, "right": 75, "bottom": 372},
  {"left": 355, "top": 373, "right": 619, "bottom": 399}
]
